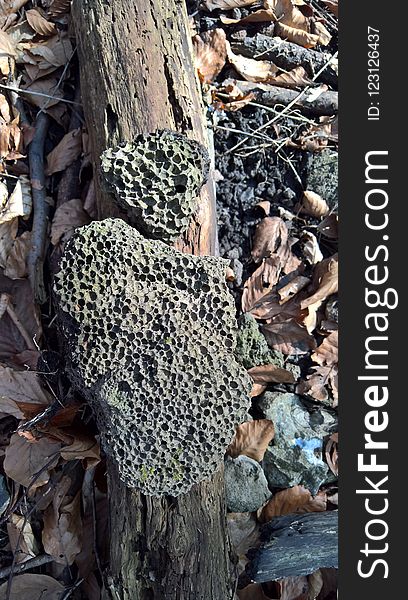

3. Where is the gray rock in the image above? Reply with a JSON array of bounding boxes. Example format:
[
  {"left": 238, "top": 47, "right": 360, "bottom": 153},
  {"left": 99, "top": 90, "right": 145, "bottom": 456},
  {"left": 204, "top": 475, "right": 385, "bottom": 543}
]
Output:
[
  {"left": 235, "top": 313, "right": 284, "bottom": 370},
  {"left": 303, "top": 150, "right": 338, "bottom": 209},
  {"left": 256, "top": 392, "right": 337, "bottom": 494},
  {"left": 225, "top": 456, "right": 271, "bottom": 513}
]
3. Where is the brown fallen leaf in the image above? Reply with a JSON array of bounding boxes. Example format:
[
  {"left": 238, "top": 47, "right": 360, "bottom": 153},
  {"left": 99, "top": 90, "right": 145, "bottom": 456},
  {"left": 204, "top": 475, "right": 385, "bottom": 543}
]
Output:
[
  {"left": 59, "top": 430, "right": 101, "bottom": 469},
  {"left": 317, "top": 213, "right": 338, "bottom": 239},
  {"left": 312, "top": 330, "right": 338, "bottom": 366},
  {"left": 222, "top": 91, "right": 256, "bottom": 112},
  {"left": 322, "top": 0, "right": 338, "bottom": 17},
  {"left": 227, "top": 419, "right": 275, "bottom": 461},
  {"left": 42, "top": 477, "right": 82, "bottom": 565},
  {"left": 256, "top": 200, "right": 271, "bottom": 215},
  {"left": 0, "top": 364, "right": 52, "bottom": 419},
  {"left": 47, "top": 0, "right": 72, "bottom": 18},
  {"left": 50, "top": 198, "right": 91, "bottom": 246},
  {"left": 278, "top": 275, "right": 310, "bottom": 304},
  {"left": 259, "top": 485, "right": 327, "bottom": 522},
  {"left": 300, "top": 231, "right": 323, "bottom": 265},
  {"left": 193, "top": 29, "right": 227, "bottom": 84},
  {"left": 228, "top": 512, "right": 261, "bottom": 578},
  {"left": 0, "top": 574, "right": 64, "bottom": 599},
  {"left": 237, "top": 584, "right": 271, "bottom": 600},
  {"left": 251, "top": 216, "right": 289, "bottom": 263},
  {"left": 0, "top": 176, "right": 32, "bottom": 224},
  {"left": 303, "top": 299, "right": 322, "bottom": 334},
  {"left": 298, "top": 190, "right": 329, "bottom": 218},
  {"left": 250, "top": 382, "right": 267, "bottom": 398},
  {"left": 203, "top": 0, "right": 257, "bottom": 10},
  {"left": 291, "top": 118, "right": 332, "bottom": 151},
  {"left": 300, "top": 254, "right": 338, "bottom": 308},
  {"left": 312, "top": 20, "right": 332, "bottom": 46},
  {"left": 275, "top": 22, "right": 320, "bottom": 48},
  {"left": 325, "top": 432, "right": 338, "bottom": 476},
  {"left": 26, "top": 8, "right": 57, "bottom": 36},
  {"left": 242, "top": 259, "right": 280, "bottom": 313},
  {"left": 248, "top": 363, "right": 295, "bottom": 384},
  {"left": 46, "top": 128, "right": 82, "bottom": 175},
  {"left": 270, "top": 65, "right": 314, "bottom": 89},
  {"left": 262, "top": 316, "right": 316, "bottom": 355},
  {"left": 4, "top": 230, "right": 31, "bottom": 279},
  {"left": 22, "top": 76, "right": 64, "bottom": 110},
  {"left": 226, "top": 42, "right": 279, "bottom": 83},
  {"left": 307, "top": 570, "right": 324, "bottom": 600},
  {"left": 296, "top": 364, "right": 338, "bottom": 406},
  {"left": 7, "top": 513, "right": 38, "bottom": 563},
  {"left": 274, "top": 576, "right": 309, "bottom": 600},
  {"left": 4, "top": 433, "right": 61, "bottom": 489}
]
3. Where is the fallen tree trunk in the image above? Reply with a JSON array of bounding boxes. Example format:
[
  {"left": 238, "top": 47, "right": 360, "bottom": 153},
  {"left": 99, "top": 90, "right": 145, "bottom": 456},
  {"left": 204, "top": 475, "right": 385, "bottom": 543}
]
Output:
[
  {"left": 230, "top": 32, "right": 338, "bottom": 89},
  {"left": 72, "top": 1, "right": 234, "bottom": 599},
  {"left": 241, "top": 511, "right": 338, "bottom": 585}
]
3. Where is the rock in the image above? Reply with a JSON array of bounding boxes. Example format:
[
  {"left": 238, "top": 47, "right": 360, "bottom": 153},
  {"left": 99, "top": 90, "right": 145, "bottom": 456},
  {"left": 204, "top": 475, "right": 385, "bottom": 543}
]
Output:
[
  {"left": 224, "top": 456, "right": 271, "bottom": 513},
  {"left": 235, "top": 313, "right": 284, "bottom": 370},
  {"left": 256, "top": 392, "right": 337, "bottom": 494},
  {"left": 303, "top": 150, "right": 338, "bottom": 209}
]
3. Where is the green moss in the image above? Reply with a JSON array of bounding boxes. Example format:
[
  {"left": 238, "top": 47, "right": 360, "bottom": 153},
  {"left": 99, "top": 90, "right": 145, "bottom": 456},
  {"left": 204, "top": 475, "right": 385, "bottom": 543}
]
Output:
[
  {"left": 140, "top": 465, "right": 155, "bottom": 482},
  {"left": 235, "top": 313, "right": 284, "bottom": 370}
]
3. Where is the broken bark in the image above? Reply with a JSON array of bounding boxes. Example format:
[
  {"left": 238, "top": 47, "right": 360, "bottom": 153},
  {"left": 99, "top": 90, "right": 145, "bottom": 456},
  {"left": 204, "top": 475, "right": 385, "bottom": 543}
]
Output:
[
  {"left": 224, "top": 80, "right": 338, "bottom": 116},
  {"left": 230, "top": 32, "right": 338, "bottom": 89},
  {"left": 71, "top": 1, "right": 233, "bottom": 599},
  {"left": 241, "top": 511, "right": 338, "bottom": 585}
]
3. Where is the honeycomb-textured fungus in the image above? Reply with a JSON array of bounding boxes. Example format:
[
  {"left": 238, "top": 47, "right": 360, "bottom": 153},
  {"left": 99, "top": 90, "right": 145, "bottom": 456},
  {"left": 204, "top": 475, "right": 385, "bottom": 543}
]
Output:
[
  {"left": 100, "top": 130, "right": 209, "bottom": 241},
  {"left": 54, "top": 219, "right": 251, "bottom": 496}
]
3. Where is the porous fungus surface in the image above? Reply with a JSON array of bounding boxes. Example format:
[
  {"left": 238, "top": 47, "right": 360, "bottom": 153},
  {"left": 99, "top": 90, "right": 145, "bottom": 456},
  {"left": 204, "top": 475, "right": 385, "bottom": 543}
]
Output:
[
  {"left": 100, "top": 130, "right": 209, "bottom": 241},
  {"left": 54, "top": 219, "right": 251, "bottom": 496}
]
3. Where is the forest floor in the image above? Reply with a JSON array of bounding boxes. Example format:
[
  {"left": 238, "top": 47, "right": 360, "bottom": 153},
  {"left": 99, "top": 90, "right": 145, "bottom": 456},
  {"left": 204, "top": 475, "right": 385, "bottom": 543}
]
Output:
[{"left": 0, "top": 1, "right": 338, "bottom": 599}]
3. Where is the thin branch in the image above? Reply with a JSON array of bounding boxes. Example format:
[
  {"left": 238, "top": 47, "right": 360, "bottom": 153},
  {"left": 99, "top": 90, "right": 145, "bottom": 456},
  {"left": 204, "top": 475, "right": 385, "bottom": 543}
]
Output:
[
  {"left": 0, "top": 554, "right": 53, "bottom": 580},
  {"left": 0, "top": 84, "right": 82, "bottom": 106}
]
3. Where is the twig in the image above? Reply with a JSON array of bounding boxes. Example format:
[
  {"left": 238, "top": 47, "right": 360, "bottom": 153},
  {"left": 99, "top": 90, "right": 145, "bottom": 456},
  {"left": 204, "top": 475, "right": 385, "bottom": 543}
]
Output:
[
  {"left": 5, "top": 302, "right": 37, "bottom": 351},
  {"left": 226, "top": 52, "right": 338, "bottom": 155},
  {"left": 0, "top": 84, "right": 82, "bottom": 106},
  {"left": 0, "top": 554, "right": 53, "bottom": 580},
  {"left": 27, "top": 112, "right": 50, "bottom": 304}
]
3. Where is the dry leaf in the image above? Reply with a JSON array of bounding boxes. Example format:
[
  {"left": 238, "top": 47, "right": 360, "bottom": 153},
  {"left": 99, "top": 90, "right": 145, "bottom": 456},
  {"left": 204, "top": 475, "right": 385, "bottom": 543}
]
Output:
[
  {"left": 312, "top": 21, "right": 332, "bottom": 46},
  {"left": 4, "top": 433, "right": 61, "bottom": 489},
  {"left": 26, "top": 8, "right": 56, "bottom": 36},
  {"left": 22, "top": 76, "right": 63, "bottom": 109},
  {"left": 0, "top": 364, "right": 51, "bottom": 419},
  {"left": 301, "top": 231, "right": 323, "bottom": 265},
  {"left": 242, "top": 259, "right": 280, "bottom": 313},
  {"left": 325, "top": 432, "right": 338, "bottom": 476},
  {"left": 270, "top": 65, "right": 313, "bottom": 89},
  {"left": 4, "top": 230, "right": 30, "bottom": 279},
  {"left": 237, "top": 584, "right": 271, "bottom": 600},
  {"left": 222, "top": 91, "right": 256, "bottom": 112},
  {"left": 48, "top": 0, "right": 72, "bottom": 18},
  {"left": 227, "top": 419, "right": 275, "bottom": 461},
  {"left": 42, "top": 479, "right": 82, "bottom": 565},
  {"left": 226, "top": 41, "right": 278, "bottom": 83},
  {"left": 317, "top": 213, "right": 338, "bottom": 239},
  {"left": 300, "top": 254, "right": 338, "bottom": 308},
  {"left": 228, "top": 512, "right": 260, "bottom": 579},
  {"left": 0, "top": 218, "right": 17, "bottom": 268},
  {"left": 298, "top": 191, "right": 329, "bottom": 218},
  {"left": 296, "top": 364, "right": 338, "bottom": 406},
  {"left": 248, "top": 363, "right": 295, "bottom": 384},
  {"left": 193, "top": 29, "right": 227, "bottom": 84},
  {"left": 0, "top": 177, "right": 32, "bottom": 224},
  {"left": 303, "top": 299, "right": 321, "bottom": 334},
  {"left": 221, "top": 9, "right": 275, "bottom": 26},
  {"left": 322, "top": 0, "right": 338, "bottom": 17},
  {"left": 0, "top": 574, "right": 64, "bottom": 600},
  {"left": 275, "top": 22, "right": 320, "bottom": 48},
  {"left": 250, "top": 382, "right": 267, "bottom": 397},
  {"left": 256, "top": 200, "right": 271, "bottom": 215},
  {"left": 278, "top": 275, "right": 310, "bottom": 304},
  {"left": 277, "top": 576, "right": 309, "bottom": 600},
  {"left": 307, "top": 570, "right": 324, "bottom": 600},
  {"left": 50, "top": 198, "right": 91, "bottom": 246},
  {"left": 262, "top": 316, "right": 316, "bottom": 355},
  {"left": 259, "top": 485, "right": 327, "bottom": 522},
  {"left": 7, "top": 513, "right": 38, "bottom": 563},
  {"left": 251, "top": 217, "right": 289, "bottom": 263},
  {"left": 46, "top": 128, "right": 82, "bottom": 175},
  {"left": 59, "top": 430, "right": 100, "bottom": 469},
  {"left": 203, "top": 0, "right": 257, "bottom": 10},
  {"left": 312, "top": 331, "right": 338, "bottom": 366}
]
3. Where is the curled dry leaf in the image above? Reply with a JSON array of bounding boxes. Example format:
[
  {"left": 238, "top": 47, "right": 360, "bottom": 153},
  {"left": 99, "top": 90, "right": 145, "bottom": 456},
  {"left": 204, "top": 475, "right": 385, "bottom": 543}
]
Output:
[
  {"left": 3, "top": 230, "right": 31, "bottom": 279},
  {"left": 4, "top": 433, "right": 61, "bottom": 489},
  {"left": 0, "top": 218, "right": 17, "bottom": 268},
  {"left": 250, "top": 382, "right": 267, "bottom": 397},
  {"left": 7, "top": 514, "right": 38, "bottom": 563},
  {"left": 259, "top": 485, "right": 327, "bottom": 523},
  {"left": 248, "top": 363, "right": 295, "bottom": 384},
  {"left": 227, "top": 419, "right": 275, "bottom": 462},
  {"left": 317, "top": 213, "right": 338, "bottom": 239},
  {"left": 203, "top": 0, "right": 257, "bottom": 10},
  {"left": 278, "top": 275, "right": 310, "bottom": 304},
  {"left": 296, "top": 364, "right": 338, "bottom": 406},
  {"left": 300, "top": 231, "right": 323, "bottom": 265},
  {"left": 193, "top": 28, "right": 227, "bottom": 84},
  {"left": 262, "top": 316, "right": 316, "bottom": 355},
  {"left": 42, "top": 479, "right": 82, "bottom": 565},
  {"left": 275, "top": 22, "right": 320, "bottom": 48},
  {"left": 26, "top": 8, "right": 57, "bottom": 36},
  {"left": 270, "top": 65, "right": 314, "bottom": 89},
  {"left": 322, "top": 0, "right": 338, "bottom": 17},
  {"left": 226, "top": 42, "right": 279, "bottom": 83},
  {"left": 46, "top": 128, "right": 82, "bottom": 175},
  {"left": 50, "top": 198, "right": 91, "bottom": 246},
  {"left": 312, "top": 21, "right": 332, "bottom": 46},
  {"left": 303, "top": 299, "right": 321, "bottom": 334},
  {"left": 251, "top": 217, "right": 289, "bottom": 264},
  {"left": 300, "top": 254, "right": 338, "bottom": 308},
  {"left": 242, "top": 259, "right": 281, "bottom": 313},
  {"left": 298, "top": 191, "right": 329, "bottom": 218},
  {"left": 0, "top": 364, "right": 51, "bottom": 419},
  {"left": 325, "top": 432, "right": 338, "bottom": 476},
  {"left": 0, "top": 574, "right": 64, "bottom": 599},
  {"left": 0, "top": 176, "right": 32, "bottom": 225},
  {"left": 312, "top": 330, "right": 338, "bottom": 366}
]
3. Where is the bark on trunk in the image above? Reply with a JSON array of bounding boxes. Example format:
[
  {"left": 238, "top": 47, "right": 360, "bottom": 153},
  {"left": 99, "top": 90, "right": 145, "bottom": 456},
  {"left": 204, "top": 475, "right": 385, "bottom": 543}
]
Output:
[{"left": 72, "top": 1, "right": 233, "bottom": 598}]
